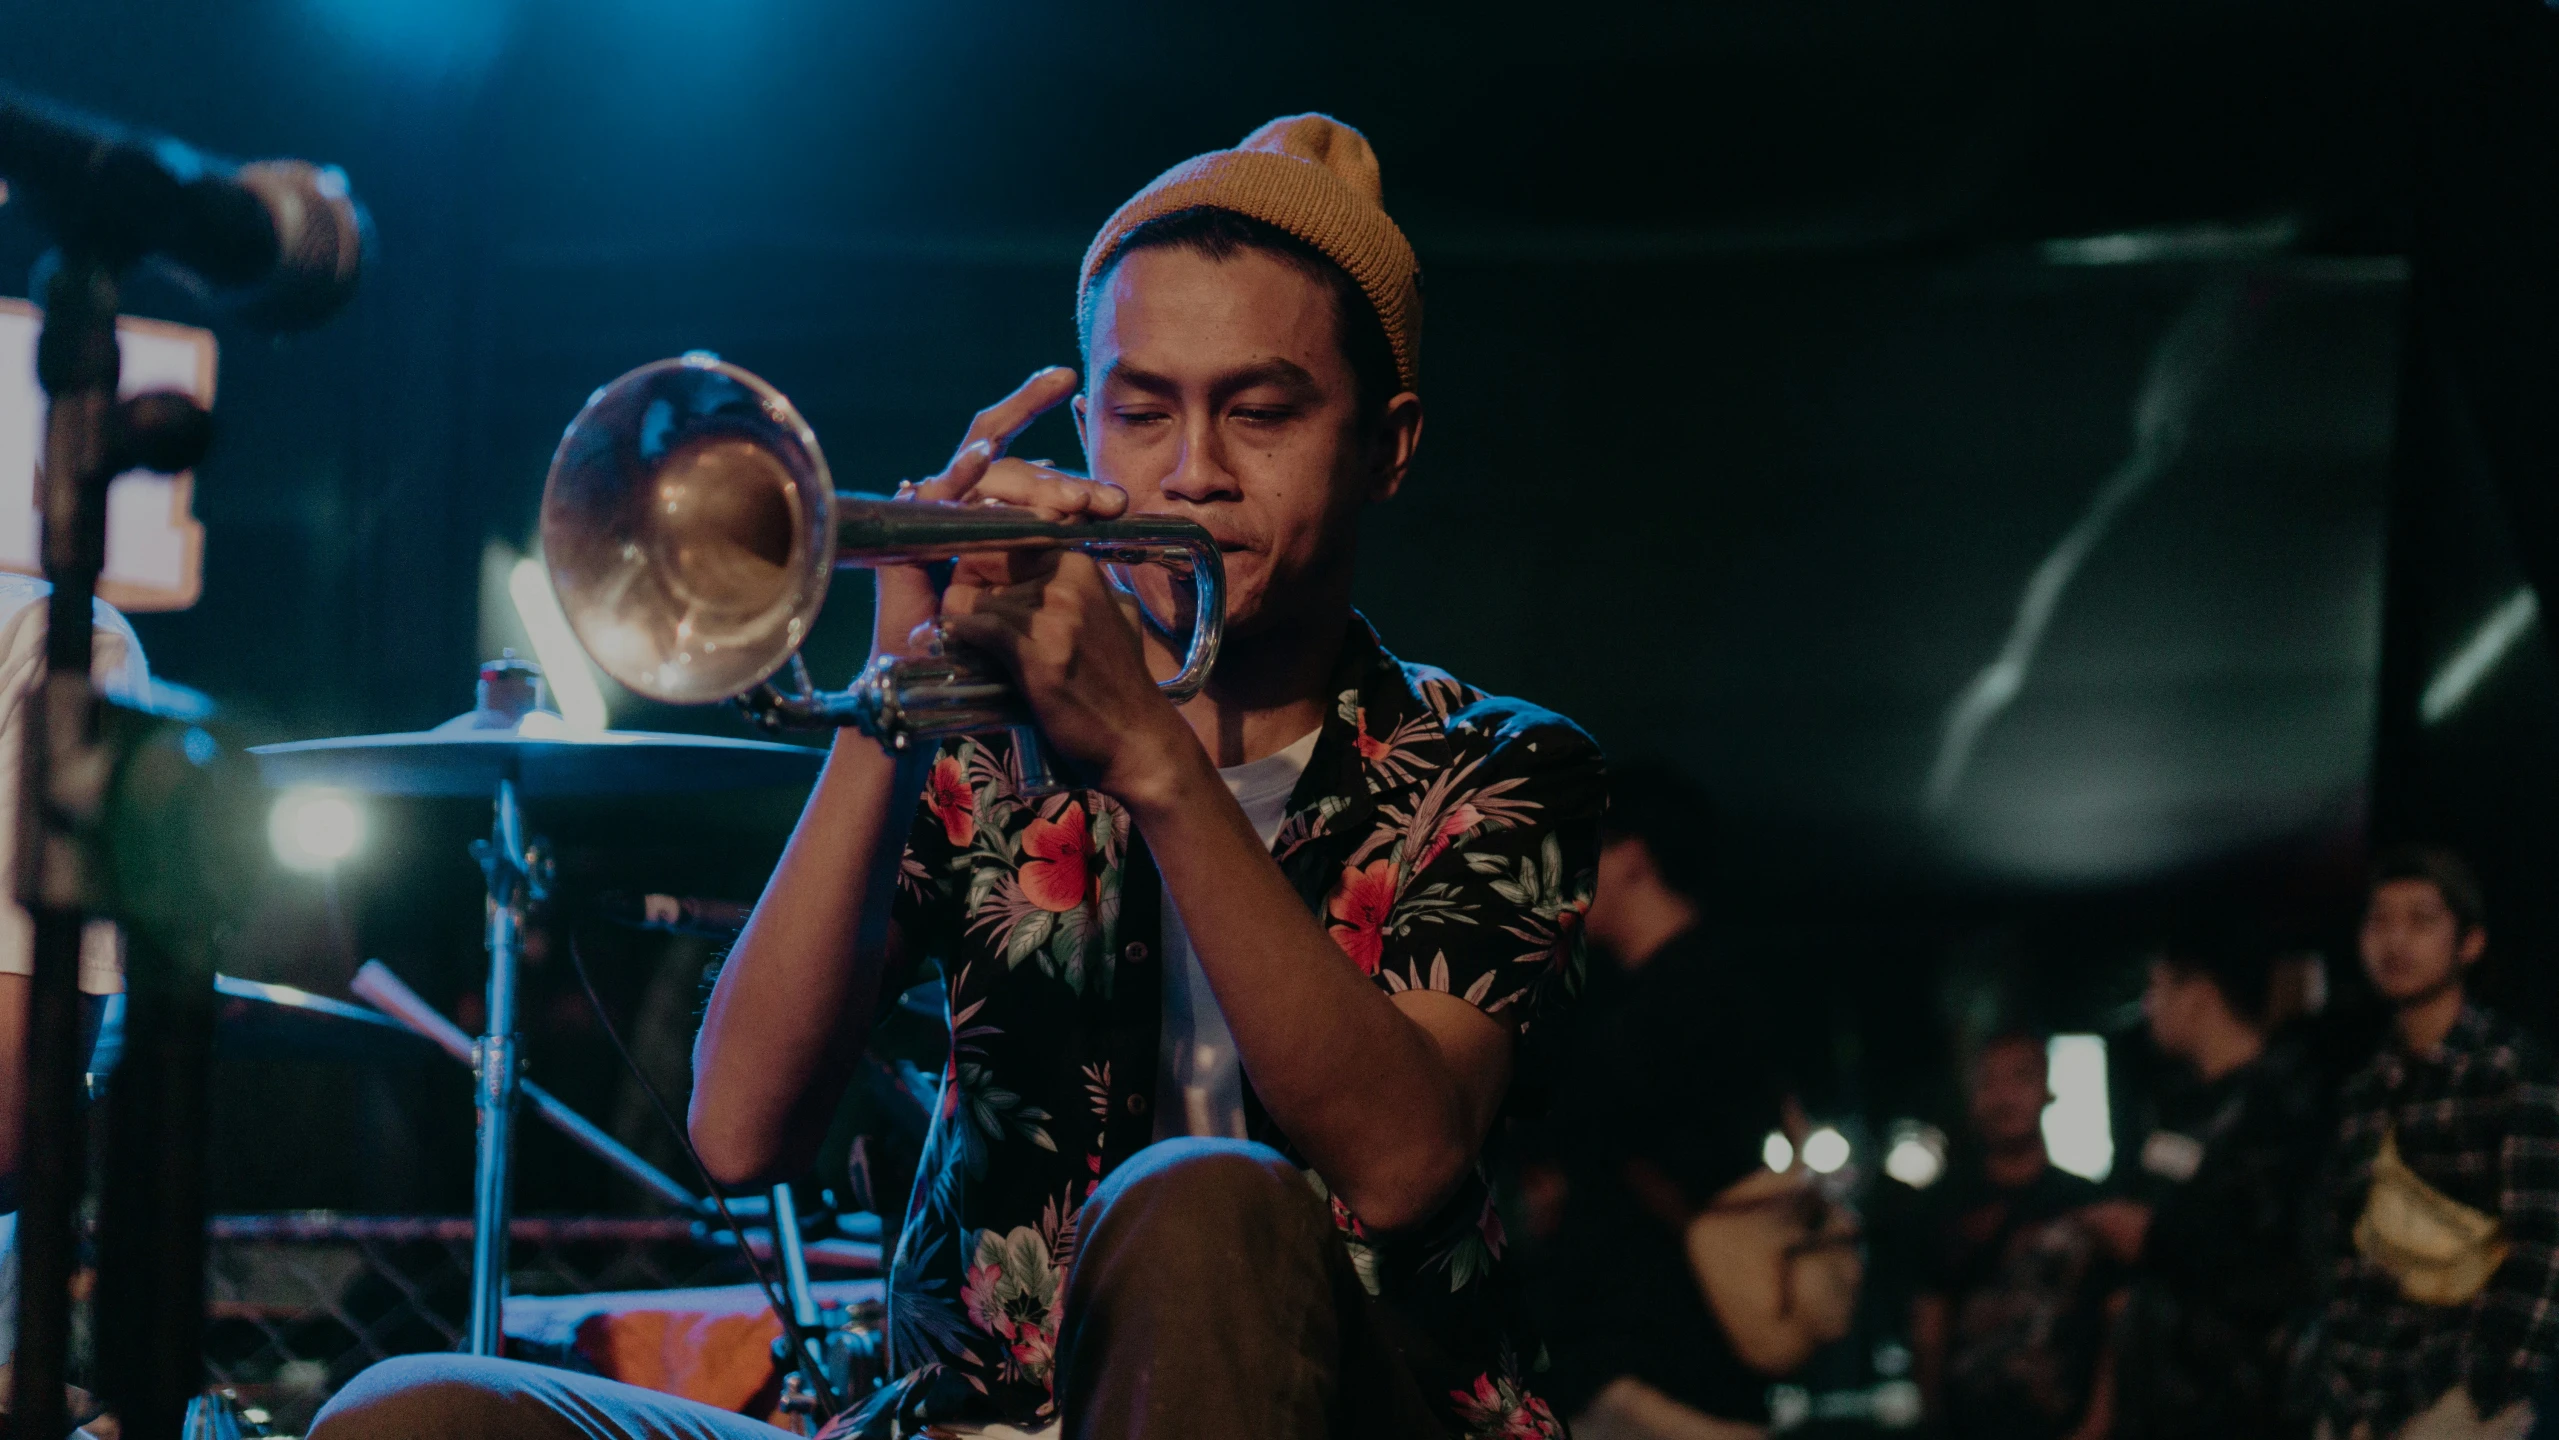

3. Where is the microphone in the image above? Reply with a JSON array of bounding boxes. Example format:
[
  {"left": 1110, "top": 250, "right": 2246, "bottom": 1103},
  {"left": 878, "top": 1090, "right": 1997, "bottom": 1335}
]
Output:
[
  {"left": 596, "top": 891, "right": 754, "bottom": 941},
  {"left": 0, "top": 89, "right": 366, "bottom": 332}
]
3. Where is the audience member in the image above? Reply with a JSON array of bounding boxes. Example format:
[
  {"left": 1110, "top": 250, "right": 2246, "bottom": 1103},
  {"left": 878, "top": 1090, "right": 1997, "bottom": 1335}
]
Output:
[
  {"left": 2084, "top": 934, "right": 2327, "bottom": 1438},
  {"left": 1912, "top": 1029, "right": 2123, "bottom": 1440},
  {"left": 1529, "top": 764, "right": 1848, "bottom": 1440},
  {"left": 2300, "top": 846, "right": 2559, "bottom": 1440}
]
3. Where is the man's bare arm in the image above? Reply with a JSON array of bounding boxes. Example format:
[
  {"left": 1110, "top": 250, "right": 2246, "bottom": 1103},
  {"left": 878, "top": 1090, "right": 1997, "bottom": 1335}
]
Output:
[
  {"left": 687, "top": 368, "right": 1086, "bottom": 1188},
  {"left": 688, "top": 736, "right": 929, "bottom": 1187},
  {"left": 1120, "top": 738, "right": 1512, "bottom": 1231}
]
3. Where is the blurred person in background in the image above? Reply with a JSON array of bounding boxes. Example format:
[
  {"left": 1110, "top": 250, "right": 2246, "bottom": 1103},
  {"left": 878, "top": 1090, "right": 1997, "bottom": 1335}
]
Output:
[
  {"left": 0, "top": 575, "right": 151, "bottom": 1389},
  {"left": 1912, "top": 1029, "right": 2123, "bottom": 1440},
  {"left": 2300, "top": 846, "right": 2559, "bottom": 1440},
  {"left": 1528, "top": 763, "right": 1854, "bottom": 1439},
  {"left": 2080, "top": 931, "right": 2328, "bottom": 1438}
]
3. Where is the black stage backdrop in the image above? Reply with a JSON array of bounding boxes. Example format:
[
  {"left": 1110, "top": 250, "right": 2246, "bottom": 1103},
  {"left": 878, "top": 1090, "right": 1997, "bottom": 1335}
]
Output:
[{"left": 0, "top": 0, "right": 2505, "bottom": 1216}]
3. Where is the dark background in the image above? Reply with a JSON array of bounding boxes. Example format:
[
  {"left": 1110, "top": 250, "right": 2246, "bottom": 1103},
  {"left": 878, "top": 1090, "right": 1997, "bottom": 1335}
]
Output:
[{"left": 1, "top": 0, "right": 2553, "bottom": 1225}]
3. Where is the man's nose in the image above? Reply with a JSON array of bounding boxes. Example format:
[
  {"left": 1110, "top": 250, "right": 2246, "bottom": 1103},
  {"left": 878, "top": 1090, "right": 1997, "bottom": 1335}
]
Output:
[{"left": 1160, "top": 417, "right": 1242, "bottom": 504}]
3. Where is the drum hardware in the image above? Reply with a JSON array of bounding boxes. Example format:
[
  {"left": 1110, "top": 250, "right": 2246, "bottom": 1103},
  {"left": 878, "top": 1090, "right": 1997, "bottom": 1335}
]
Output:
[
  {"left": 537, "top": 353, "right": 1228, "bottom": 794},
  {"left": 348, "top": 960, "right": 705, "bottom": 1213},
  {"left": 767, "top": 1179, "right": 827, "bottom": 1410},
  {"left": 250, "top": 657, "right": 826, "bottom": 1359},
  {"left": 558, "top": 932, "right": 844, "bottom": 1418},
  {"left": 778, "top": 1296, "right": 890, "bottom": 1434},
  {"left": 597, "top": 888, "right": 755, "bottom": 940},
  {"left": 91, "top": 974, "right": 442, "bottom": 1081},
  {"left": 179, "top": 1387, "right": 271, "bottom": 1440}
]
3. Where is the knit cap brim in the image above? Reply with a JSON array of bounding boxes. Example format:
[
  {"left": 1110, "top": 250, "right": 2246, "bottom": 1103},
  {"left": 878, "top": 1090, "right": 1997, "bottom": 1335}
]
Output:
[{"left": 1079, "top": 114, "right": 1422, "bottom": 392}]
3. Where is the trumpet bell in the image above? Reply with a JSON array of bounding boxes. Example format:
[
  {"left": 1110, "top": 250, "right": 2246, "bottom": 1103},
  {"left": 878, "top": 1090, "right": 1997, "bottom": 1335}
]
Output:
[{"left": 541, "top": 355, "right": 837, "bottom": 705}]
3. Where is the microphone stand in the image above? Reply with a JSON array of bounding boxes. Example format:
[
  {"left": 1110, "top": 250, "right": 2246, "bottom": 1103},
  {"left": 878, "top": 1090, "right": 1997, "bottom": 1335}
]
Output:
[{"left": 15, "top": 248, "right": 215, "bottom": 1440}]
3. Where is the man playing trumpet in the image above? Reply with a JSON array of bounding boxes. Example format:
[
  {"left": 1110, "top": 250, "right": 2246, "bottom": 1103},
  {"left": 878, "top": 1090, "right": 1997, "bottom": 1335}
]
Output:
[{"left": 318, "top": 112, "right": 1601, "bottom": 1440}]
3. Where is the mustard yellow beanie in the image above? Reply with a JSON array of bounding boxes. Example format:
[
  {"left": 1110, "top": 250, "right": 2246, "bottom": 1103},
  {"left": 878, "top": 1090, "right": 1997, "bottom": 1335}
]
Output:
[{"left": 1078, "top": 113, "right": 1422, "bottom": 393}]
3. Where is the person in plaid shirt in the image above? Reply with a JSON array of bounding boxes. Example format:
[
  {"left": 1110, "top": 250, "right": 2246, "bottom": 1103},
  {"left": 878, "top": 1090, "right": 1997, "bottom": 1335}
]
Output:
[{"left": 2302, "top": 846, "right": 2559, "bottom": 1440}]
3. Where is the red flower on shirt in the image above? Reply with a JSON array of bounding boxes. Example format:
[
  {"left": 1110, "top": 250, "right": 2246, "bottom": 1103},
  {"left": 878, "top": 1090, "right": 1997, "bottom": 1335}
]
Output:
[
  {"left": 923, "top": 754, "right": 976, "bottom": 847},
  {"left": 1018, "top": 801, "right": 1093, "bottom": 913},
  {"left": 1449, "top": 1372, "right": 1563, "bottom": 1439},
  {"left": 1414, "top": 800, "right": 1483, "bottom": 875},
  {"left": 1353, "top": 707, "right": 1391, "bottom": 763},
  {"left": 1326, "top": 858, "right": 1399, "bottom": 974}
]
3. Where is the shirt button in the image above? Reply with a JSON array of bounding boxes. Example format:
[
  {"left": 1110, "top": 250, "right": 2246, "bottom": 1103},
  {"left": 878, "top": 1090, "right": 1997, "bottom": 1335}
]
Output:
[
  {"left": 1123, "top": 942, "right": 1149, "bottom": 963},
  {"left": 1126, "top": 1093, "right": 1148, "bottom": 1116}
]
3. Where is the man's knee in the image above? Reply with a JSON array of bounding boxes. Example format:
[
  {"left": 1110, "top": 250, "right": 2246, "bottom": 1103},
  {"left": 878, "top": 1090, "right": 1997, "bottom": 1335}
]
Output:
[
  {"left": 310, "top": 1353, "right": 551, "bottom": 1440},
  {"left": 1083, "top": 1138, "right": 1328, "bottom": 1249}
]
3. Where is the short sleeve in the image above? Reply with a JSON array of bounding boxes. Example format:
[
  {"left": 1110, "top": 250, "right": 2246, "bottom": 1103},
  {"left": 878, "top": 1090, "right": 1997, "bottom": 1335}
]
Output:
[
  {"left": 883, "top": 740, "right": 978, "bottom": 1003},
  {"left": 1336, "top": 699, "right": 1602, "bottom": 1049},
  {"left": 0, "top": 580, "right": 144, "bottom": 994}
]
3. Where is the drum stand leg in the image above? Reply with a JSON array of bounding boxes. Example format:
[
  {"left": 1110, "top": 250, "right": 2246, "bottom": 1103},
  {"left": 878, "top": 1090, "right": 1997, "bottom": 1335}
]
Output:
[{"left": 466, "top": 778, "right": 531, "bottom": 1357}]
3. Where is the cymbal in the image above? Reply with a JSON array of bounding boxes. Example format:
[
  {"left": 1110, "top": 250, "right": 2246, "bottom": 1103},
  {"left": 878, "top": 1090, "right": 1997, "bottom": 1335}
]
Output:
[{"left": 251, "top": 712, "right": 824, "bottom": 798}]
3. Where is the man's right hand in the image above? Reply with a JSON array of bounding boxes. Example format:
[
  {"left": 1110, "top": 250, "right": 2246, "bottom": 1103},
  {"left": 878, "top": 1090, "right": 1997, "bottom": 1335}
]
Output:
[{"left": 872, "top": 366, "right": 1127, "bottom": 661}]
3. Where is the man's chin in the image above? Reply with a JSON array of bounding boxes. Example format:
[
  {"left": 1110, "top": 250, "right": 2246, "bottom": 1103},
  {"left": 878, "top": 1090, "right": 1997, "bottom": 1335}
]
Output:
[{"left": 2373, "top": 970, "right": 2458, "bottom": 1007}]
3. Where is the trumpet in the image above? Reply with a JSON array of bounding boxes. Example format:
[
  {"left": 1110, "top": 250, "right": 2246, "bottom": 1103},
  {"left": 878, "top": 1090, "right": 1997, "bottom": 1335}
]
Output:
[{"left": 539, "top": 353, "right": 1224, "bottom": 787}]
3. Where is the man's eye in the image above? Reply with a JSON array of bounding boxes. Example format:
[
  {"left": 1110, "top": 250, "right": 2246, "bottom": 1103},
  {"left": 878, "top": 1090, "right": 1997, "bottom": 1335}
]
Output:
[
  {"left": 1112, "top": 409, "right": 1170, "bottom": 426},
  {"left": 1232, "top": 407, "right": 1294, "bottom": 425}
]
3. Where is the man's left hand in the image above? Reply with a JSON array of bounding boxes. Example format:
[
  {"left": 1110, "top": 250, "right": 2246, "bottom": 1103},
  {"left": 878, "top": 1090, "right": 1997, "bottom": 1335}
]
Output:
[{"left": 939, "top": 543, "right": 1194, "bottom": 802}]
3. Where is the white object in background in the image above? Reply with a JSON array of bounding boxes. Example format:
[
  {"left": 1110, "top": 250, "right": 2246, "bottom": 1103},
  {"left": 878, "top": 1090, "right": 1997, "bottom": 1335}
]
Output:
[
  {"left": 1802, "top": 1126, "right": 1851, "bottom": 1175},
  {"left": 1763, "top": 1130, "right": 1795, "bottom": 1173},
  {"left": 2140, "top": 1129, "right": 2206, "bottom": 1184},
  {"left": 0, "top": 299, "right": 211, "bottom": 612},
  {"left": 507, "top": 558, "right": 608, "bottom": 732},
  {"left": 1884, "top": 1120, "right": 1948, "bottom": 1190},
  {"left": 2043, "top": 1034, "right": 2114, "bottom": 1181}
]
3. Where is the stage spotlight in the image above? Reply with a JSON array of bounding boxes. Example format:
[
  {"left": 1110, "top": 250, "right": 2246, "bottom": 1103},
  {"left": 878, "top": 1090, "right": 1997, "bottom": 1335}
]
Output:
[
  {"left": 1762, "top": 1130, "right": 1794, "bottom": 1173},
  {"left": 270, "top": 786, "right": 366, "bottom": 872},
  {"left": 1802, "top": 1126, "right": 1850, "bottom": 1175}
]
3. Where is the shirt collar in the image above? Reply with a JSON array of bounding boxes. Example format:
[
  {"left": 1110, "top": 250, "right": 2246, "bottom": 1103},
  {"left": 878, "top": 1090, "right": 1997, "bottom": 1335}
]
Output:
[
  {"left": 2409, "top": 1001, "right": 2494, "bottom": 1061},
  {"left": 1266, "top": 613, "right": 1400, "bottom": 890},
  {"left": 2378, "top": 1001, "right": 2494, "bottom": 1084}
]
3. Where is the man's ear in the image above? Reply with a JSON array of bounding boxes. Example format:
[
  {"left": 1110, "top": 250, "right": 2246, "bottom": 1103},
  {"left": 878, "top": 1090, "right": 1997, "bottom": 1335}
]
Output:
[
  {"left": 1367, "top": 391, "right": 1424, "bottom": 503},
  {"left": 1609, "top": 835, "right": 1663, "bottom": 892},
  {"left": 2459, "top": 926, "right": 2489, "bottom": 969}
]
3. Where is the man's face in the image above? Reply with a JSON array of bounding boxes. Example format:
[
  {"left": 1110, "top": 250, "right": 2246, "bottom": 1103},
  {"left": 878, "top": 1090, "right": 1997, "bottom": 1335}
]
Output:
[
  {"left": 2359, "top": 878, "right": 2482, "bottom": 1007},
  {"left": 1076, "top": 244, "right": 1408, "bottom": 639},
  {"left": 1585, "top": 835, "right": 1649, "bottom": 961},
  {"left": 2143, "top": 961, "right": 2209, "bottom": 1064},
  {"left": 1968, "top": 1039, "right": 2050, "bottom": 1151}
]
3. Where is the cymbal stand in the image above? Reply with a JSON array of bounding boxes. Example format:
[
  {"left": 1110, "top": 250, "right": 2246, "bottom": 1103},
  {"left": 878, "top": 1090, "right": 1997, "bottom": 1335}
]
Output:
[{"left": 464, "top": 776, "right": 548, "bottom": 1355}]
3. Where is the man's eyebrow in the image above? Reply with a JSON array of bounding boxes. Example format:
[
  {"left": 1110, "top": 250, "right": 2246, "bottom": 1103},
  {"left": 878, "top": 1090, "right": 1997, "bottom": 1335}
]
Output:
[
  {"left": 1098, "top": 361, "right": 1180, "bottom": 397},
  {"left": 1211, "top": 357, "right": 1321, "bottom": 400},
  {"left": 1095, "top": 357, "right": 1324, "bottom": 401}
]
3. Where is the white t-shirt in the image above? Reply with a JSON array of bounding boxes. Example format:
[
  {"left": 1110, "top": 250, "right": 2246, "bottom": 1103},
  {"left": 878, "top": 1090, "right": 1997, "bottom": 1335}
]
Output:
[
  {"left": 0, "top": 574, "right": 151, "bottom": 996},
  {"left": 945, "top": 730, "right": 1321, "bottom": 1440},
  {"left": 1152, "top": 728, "right": 1320, "bottom": 1143}
]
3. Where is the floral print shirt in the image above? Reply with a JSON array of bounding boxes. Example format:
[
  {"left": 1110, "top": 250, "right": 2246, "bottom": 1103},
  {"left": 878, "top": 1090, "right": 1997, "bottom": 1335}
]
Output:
[{"left": 840, "top": 617, "right": 1601, "bottom": 1439}]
